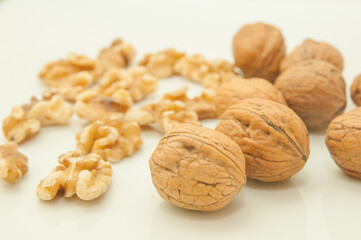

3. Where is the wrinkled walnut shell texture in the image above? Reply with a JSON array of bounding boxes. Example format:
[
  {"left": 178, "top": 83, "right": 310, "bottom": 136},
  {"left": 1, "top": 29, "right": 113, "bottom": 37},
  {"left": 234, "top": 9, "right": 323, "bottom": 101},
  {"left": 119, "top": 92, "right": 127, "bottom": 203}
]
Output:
[
  {"left": 275, "top": 60, "right": 346, "bottom": 130},
  {"left": 216, "top": 98, "right": 310, "bottom": 182},
  {"left": 280, "top": 39, "right": 344, "bottom": 72},
  {"left": 350, "top": 74, "right": 361, "bottom": 106},
  {"left": 233, "top": 22, "right": 285, "bottom": 82},
  {"left": 215, "top": 77, "right": 287, "bottom": 116},
  {"left": 326, "top": 108, "right": 361, "bottom": 179},
  {"left": 150, "top": 124, "right": 246, "bottom": 212}
]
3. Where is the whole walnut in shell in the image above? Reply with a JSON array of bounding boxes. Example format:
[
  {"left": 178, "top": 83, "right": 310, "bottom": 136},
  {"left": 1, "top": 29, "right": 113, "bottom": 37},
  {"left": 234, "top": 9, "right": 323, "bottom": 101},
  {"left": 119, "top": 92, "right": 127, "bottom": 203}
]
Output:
[
  {"left": 326, "top": 108, "right": 361, "bottom": 179},
  {"left": 215, "top": 77, "right": 287, "bottom": 116},
  {"left": 274, "top": 59, "right": 346, "bottom": 129},
  {"left": 233, "top": 22, "right": 286, "bottom": 82},
  {"left": 350, "top": 74, "right": 361, "bottom": 106},
  {"left": 150, "top": 124, "right": 246, "bottom": 212},
  {"left": 216, "top": 98, "right": 310, "bottom": 182},
  {"left": 280, "top": 39, "right": 344, "bottom": 72}
]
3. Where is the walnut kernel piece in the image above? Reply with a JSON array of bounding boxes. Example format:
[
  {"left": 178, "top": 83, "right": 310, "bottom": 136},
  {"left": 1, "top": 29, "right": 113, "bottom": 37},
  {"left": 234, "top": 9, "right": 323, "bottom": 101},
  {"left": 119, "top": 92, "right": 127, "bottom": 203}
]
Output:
[
  {"left": 350, "top": 74, "right": 361, "bottom": 106},
  {"left": 275, "top": 60, "right": 346, "bottom": 130},
  {"left": 139, "top": 48, "right": 185, "bottom": 78},
  {"left": 97, "top": 39, "right": 136, "bottom": 74},
  {"left": 76, "top": 119, "right": 142, "bottom": 162},
  {"left": 216, "top": 98, "right": 310, "bottom": 182},
  {"left": 233, "top": 22, "right": 285, "bottom": 82},
  {"left": 39, "top": 53, "right": 98, "bottom": 87},
  {"left": 215, "top": 77, "right": 287, "bottom": 116},
  {"left": 326, "top": 108, "right": 361, "bottom": 179},
  {"left": 0, "top": 142, "right": 28, "bottom": 183},
  {"left": 37, "top": 151, "right": 112, "bottom": 200},
  {"left": 280, "top": 39, "right": 344, "bottom": 72},
  {"left": 150, "top": 124, "right": 246, "bottom": 212},
  {"left": 75, "top": 89, "right": 132, "bottom": 122}
]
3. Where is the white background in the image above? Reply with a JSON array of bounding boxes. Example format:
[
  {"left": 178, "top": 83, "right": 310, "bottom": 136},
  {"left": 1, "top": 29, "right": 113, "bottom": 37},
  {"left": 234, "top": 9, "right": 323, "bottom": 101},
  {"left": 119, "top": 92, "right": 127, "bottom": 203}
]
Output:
[{"left": 1, "top": 0, "right": 361, "bottom": 239}]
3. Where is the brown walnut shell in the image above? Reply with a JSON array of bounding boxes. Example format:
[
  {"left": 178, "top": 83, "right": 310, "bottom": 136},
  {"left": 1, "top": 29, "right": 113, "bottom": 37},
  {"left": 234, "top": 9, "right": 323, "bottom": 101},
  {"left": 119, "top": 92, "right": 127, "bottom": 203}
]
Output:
[
  {"left": 326, "top": 108, "right": 361, "bottom": 179},
  {"left": 350, "top": 74, "right": 361, "bottom": 106},
  {"left": 215, "top": 77, "right": 287, "bottom": 116},
  {"left": 149, "top": 124, "right": 246, "bottom": 212},
  {"left": 274, "top": 59, "right": 346, "bottom": 130},
  {"left": 280, "top": 39, "right": 344, "bottom": 72},
  {"left": 216, "top": 98, "right": 310, "bottom": 182},
  {"left": 233, "top": 22, "right": 286, "bottom": 82}
]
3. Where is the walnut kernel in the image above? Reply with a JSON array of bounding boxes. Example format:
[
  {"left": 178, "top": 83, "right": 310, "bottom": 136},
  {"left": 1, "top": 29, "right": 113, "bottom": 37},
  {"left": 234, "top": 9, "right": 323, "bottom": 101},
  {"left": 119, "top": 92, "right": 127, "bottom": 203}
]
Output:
[{"left": 0, "top": 142, "right": 28, "bottom": 183}]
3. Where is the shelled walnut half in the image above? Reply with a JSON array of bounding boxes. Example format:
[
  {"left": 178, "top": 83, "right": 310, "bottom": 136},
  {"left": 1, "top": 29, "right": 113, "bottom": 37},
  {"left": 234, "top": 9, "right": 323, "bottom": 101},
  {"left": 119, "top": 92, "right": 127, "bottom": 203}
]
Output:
[
  {"left": 76, "top": 119, "right": 142, "bottom": 162},
  {"left": 37, "top": 151, "right": 112, "bottom": 200},
  {"left": 0, "top": 142, "right": 28, "bottom": 183}
]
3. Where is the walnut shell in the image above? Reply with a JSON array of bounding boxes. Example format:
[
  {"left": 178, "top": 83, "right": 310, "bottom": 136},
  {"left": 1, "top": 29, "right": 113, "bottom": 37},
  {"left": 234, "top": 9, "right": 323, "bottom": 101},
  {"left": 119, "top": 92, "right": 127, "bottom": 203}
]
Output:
[
  {"left": 233, "top": 22, "right": 286, "bottom": 82},
  {"left": 149, "top": 124, "right": 246, "bottom": 212},
  {"left": 274, "top": 59, "right": 346, "bottom": 130},
  {"left": 280, "top": 39, "right": 344, "bottom": 72},
  {"left": 216, "top": 98, "right": 310, "bottom": 182},
  {"left": 326, "top": 108, "right": 361, "bottom": 179},
  {"left": 215, "top": 77, "right": 287, "bottom": 116},
  {"left": 350, "top": 74, "right": 361, "bottom": 106}
]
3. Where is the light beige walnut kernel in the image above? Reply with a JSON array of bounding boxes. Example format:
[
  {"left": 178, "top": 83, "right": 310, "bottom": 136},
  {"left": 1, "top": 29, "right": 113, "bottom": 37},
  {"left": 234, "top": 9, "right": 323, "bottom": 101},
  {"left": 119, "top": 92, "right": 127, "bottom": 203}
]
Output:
[
  {"left": 0, "top": 142, "right": 28, "bottom": 183},
  {"left": 37, "top": 151, "right": 112, "bottom": 200},
  {"left": 275, "top": 59, "right": 346, "bottom": 129},
  {"left": 216, "top": 98, "right": 310, "bottom": 182},
  {"left": 150, "top": 124, "right": 246, "bottom": 212},
  {"left": 233, "top": 22, "right": 286, "bottom": 82},
  {"left": 39, "top": 53, "right": 98, "bottom": 87},
  {"left": 215, "top": 77, "right": 287, "bottom": 116},
  {"left": 139, "top": 48, "right": 185, "bottom": 78},
  {"left": 97, "top": 39, "right": 136, "bottom": 74},
  {"left": 350, "top": 74, "right": 361, "bottom": 106},
  {"left": 75, "top": 89, "right": 132, "bottom": 122},
  {"left": 280, "top": 39, "right": 344, "bottom": 72},
  {"left": 76, "top": 119, "right": 142, "bottom": 162},
  {"left": 326, "top": 108, "right": 361, "bottom": 179}
]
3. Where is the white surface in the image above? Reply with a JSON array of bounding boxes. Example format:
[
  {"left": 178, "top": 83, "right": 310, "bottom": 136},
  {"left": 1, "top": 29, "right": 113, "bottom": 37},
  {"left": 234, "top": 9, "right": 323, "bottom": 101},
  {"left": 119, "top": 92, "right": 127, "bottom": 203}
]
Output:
[{"left": 1, "top": 0, "right": 361, "bottom": 239}]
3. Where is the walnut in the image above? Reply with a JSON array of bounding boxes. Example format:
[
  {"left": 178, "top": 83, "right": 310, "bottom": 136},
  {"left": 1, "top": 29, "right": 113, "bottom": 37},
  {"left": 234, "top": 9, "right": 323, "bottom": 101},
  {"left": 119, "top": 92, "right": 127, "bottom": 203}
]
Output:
[
  {"left": 39, "top": 53, "right": 98, "bottom": 87},
  {"left": 98, "top": 67, "right": 158, "bottom": 102},
  {"left": 75, "top": 89, "right": 132, "bottom": 122},
  {"left": 37, "top": 151, "right": 112, "bottom": 200},
  {"left": 97, "top": 39, "right": 136, "bottom": 74},
  {"left": 280, "top": 39, "right": 344, "bottom": 72},
  {"left": 326, "top": 108, "right": 361, "bottom": 179},
  {"left": 139, "top": 48, "right": 185, "bottom": 78},
  {"left": 0, "top": 142, "right": 28, "bottom": 183},
  {"left": 274, "top": 60, "right": 346, "bottom": 129},
  {"left": 174, "top": 54, "right": 237, "bottom": 88},
  {"left": 76, "top": 119, "right": 142, "bottom": 162},
  {"left": 150, "top": 123, "right": 246, "bottom": 212},
  {"left": 216, "top": 98, "right": 310, "bottom": 182},
  {"left": 350, "top": 74, "right": 361, "bottom": 106},
  {"left": 233, "top": 22, "right": 286, "bottom": 82},
  {"left": 215, "top": 77, "right": 287, "bottom": 116}
]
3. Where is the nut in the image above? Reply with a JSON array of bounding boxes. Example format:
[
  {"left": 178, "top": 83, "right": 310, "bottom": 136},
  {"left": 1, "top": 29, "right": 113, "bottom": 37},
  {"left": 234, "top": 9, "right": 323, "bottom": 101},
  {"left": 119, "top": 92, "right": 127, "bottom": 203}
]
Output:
[
  {"left": 98, "top": 67, "right": 158, "bottom": 102},
  {"left": 39, "top": 53, "right": 98, "bottom": 88},
  {"left": 76, "top": 119, "right": 142, "bottom": 162},
  {"left": 233, "top": 22, "right": 286, "bottom": 82},
  {"left": 75, "top": 89, "right": 132, "bottom": 122},
  {"left": 139, "top": 48, "right": 185, "bottom": 78},
  {"left": 37, "top": 151, "right": 112, "bottom": 200},
  {"left": 280, "top": 39, "right": 344, "bottom": 72},
  {"left": 275, "top": 59, "right": 346, "bottom": 129},
  {"left": 215, "top": 77, "right": 287, "bottom": 116},
  {"left": 326, "top": 108, "right": 361, "bottom": 179},
  {"left": 149, "top": 123, "right": 246, "bottom": 211},
  {"left": 97, "top": 39, "right": 136, "bottom": 74},
  {"left": 216, "top": 98, "right": 310, "bottom": 182},
  {"left": 0, "top": 142, "right": 28, "bottom": 183},
  {"left": 350, "top": 74, "right": 361, "bottom": 106}
]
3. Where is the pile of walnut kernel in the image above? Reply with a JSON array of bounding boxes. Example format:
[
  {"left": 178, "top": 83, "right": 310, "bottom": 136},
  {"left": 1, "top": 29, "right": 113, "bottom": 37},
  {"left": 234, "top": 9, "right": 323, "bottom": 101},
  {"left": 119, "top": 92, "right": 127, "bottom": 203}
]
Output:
[{"left": 0, "top": 22, "right": 360, "bottom": 211}]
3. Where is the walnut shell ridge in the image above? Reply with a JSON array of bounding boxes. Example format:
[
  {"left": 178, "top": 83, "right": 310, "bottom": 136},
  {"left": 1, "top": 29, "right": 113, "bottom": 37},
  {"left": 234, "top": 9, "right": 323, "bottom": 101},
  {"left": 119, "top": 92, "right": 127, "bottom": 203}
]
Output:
[
  {"left": 149, "top": 124, "right": 246, "bottom": 212},
  {"left": 216, "top": 98, "right": 310, "bottom": 182}
]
